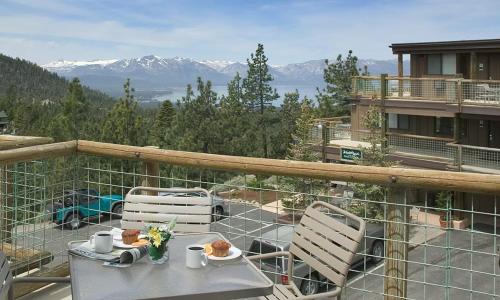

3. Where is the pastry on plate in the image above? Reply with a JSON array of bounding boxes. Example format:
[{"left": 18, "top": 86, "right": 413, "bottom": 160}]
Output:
[
  {"left": 211, "top": 240, "right": 231, "bottom": 257},
  {"left": 131, "top": 238, "right": 149, "bottom": 247},
  {"left": 203, "top": 243, "right": 213, "bottom": 256},
  {"left": 122, "top": 229, "right": 140, "bottom": 244}
]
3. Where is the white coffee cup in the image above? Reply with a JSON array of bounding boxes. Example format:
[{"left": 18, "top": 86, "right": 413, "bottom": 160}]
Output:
[
  {"left": 186, "top": 244, "right": 208, "bottom": 268},
  {"left": 90, "top": 231, "right": 113, "bottom": 253}
]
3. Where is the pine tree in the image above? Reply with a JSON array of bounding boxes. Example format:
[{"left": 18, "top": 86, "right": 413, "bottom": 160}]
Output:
[
  {"left": 280, "top": 98, "right": 324, "bottom": 211},
  {"left": 151, "top": 100, "right": 175, "bottom": 147},
  {"left": 101, "top": 79, "right": 144, "bottom": 146},
  {"left": 168, "top": 78, "right": 219, "bottom": 153},
  {"left": 273, "top": 91, "right": 302, "bottom": 158},
  {"left": 242, "top": 43, "right": 279, "bottom": 158},
  {"left": 218, "top": 73, "right": 256, "bottom": 156},
  {"left": 347, "top": 105, "right": 396, "bottom": 221},
  {"left": 316, "top": 50, "right": 361, "bottom": 117}
]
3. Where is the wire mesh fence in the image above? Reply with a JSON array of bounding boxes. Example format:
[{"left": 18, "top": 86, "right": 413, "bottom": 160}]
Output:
[
  {"left": 353, "top": 76, "right": 459, "bottom": 103},
  {"left": 462, "top": 80, "right": 500, "bottom": 105},
  {"left": 387, "top": 133, "right": 455, "bottom": 160},
  {"left": 1, "top": 152, "right": 499, "bottom": 299},
  {"left": 457, "top": 145, "right": 500, "bottom": 171},
  {"left": 386, "top": 77, "right": 458, "bottom": 102}
]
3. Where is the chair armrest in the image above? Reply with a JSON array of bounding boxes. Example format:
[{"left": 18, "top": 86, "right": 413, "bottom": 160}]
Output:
[
  {"left": 247, "top": 251, "right": 294, "bottom": 278},
  {"left": 294, "top": 285, "right": 342, "bottom": 300},
  {"left": 9, "top": 277, "right": 70, "bottom": 300},
  {"left": 247, "top": 251, "right": 292, "bottom": 261},
  {"left": 12, "top": 277, "right": 71, "bottom": 284}
]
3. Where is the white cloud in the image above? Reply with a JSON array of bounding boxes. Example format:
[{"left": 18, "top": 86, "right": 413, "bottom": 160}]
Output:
[{"left": 1, "top": 0, "right": 500, "bottom": 64}]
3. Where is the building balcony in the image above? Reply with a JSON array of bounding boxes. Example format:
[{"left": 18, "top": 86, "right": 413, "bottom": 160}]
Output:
[
  {"left": 312, "top": 124, "right": 500, "bottom": 172},
  {"left": 2, "top": 137, "right": 500, "bottom": 300},
  {"left": 353, "top": 76, "right": 500, "bottom": 108}
]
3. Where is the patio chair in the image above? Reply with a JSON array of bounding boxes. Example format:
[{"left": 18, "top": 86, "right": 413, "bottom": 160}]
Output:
[
  {"left": 121, "top": 186, "right": 213, "bottom": 233},
  {"left": 0, "top": 251, "right": 70, "bottom": 300},
  {"left": 248, "top": 201, "right": 366, "bottom": 299}
]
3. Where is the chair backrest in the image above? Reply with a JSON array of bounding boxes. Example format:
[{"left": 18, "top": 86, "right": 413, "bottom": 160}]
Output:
[
  {"left": 121, "top": 186, "right": 212, "bottom": 233},
  {"left": 289, "top": 201, "right": 366, "bottom": 288},
  {"left": 0, "top": 252, "right": 12, "bottom": 300}
]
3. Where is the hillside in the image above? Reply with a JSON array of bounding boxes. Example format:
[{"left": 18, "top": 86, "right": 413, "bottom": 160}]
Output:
[{"left": 0, "top": 53, "right": 115, "bottom": 106}]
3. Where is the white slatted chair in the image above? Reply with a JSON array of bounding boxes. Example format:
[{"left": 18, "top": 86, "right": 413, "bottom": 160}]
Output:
[
  {"left": 248, "top": 201, "right": 366, "bottom": 299},
  {"left": 0, "top": 251, "right": 70, "bottom": 300},
  {"left": 121, "top": 186, "right": 212, "bottom": 232}
]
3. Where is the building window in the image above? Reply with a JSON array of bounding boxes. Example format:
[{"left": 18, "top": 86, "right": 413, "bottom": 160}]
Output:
[
  {"left": 427, "top": 54, "right": 456, "bottom": 75},
  {"left": 388, "top": 113, "right": 398, "bottom": 129},
  {"left": 398, "top": 114, "right": 409, "bottom": 130},
  {"left": 388, "top": 113, "right": 409, "bottom": 130},
  {"left": 435, "top": 117, "right": 454, "bottom": 135},
  {"left": 442, "top": 54, "right": 456, "bottom": 75},
  {"left": 427, "top": 54, "right": 442, "bottom": 75}
]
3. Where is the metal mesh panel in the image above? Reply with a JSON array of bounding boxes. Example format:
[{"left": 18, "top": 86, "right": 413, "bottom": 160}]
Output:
[
  {"left": 354, "top": 77, "right": 382, "bottom": 98},
  {"left": 1, "top": 153, "right": 499, "bottom": 300},
  {"left": 385, "top": 78, "right": 457, "bottom": 102},
  {"left": 353, "top": 77, "right": 458, "bottom": 103},
  {"left": 462, "top": 80, "right": 500, "bottom": 105},
  {"left": 387, "top": 134, "right": 455, "bottom": 159},
  {"left": 459, "top": 145, "right": 500, "bottom": 171}
]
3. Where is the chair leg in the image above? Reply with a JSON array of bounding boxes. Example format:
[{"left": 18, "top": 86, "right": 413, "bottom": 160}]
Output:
[{"left": 8, "top": 286, "right": 13, "bottom": 300}]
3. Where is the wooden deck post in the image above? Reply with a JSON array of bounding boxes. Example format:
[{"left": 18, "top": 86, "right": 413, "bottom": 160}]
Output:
[
  {"left": 380, "top": 74, "right": 388, "bottom": 149},
  {"left": 384, "top": 187, "right": 409, "bottom": 300},
  {"left": 141, "top": 146, "right": 160, "bottom": 195},
  {"left": 0, "top": 164, "right": 13, "bottom": 241},
  {"left": 397, "top": 54, "right": 403, "bottom": 98}
]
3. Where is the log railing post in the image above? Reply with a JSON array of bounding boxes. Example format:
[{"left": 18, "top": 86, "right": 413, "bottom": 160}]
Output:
[
  {"left": 397, "top": 54, "right": 403, "bottom": 98},
  {"left": 141, "top": 146, "right": 160, "bottom": 196},
  {"left": 380, "top": 74, "right": 388, "bottom": 150},
  {"left": 384, "top": 187, "right": 409, "bottom": 300}
]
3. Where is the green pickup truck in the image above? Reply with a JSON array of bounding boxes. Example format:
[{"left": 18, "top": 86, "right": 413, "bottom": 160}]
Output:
[{"left": 48, "top": 188, "right": 124, "bottom": 230}]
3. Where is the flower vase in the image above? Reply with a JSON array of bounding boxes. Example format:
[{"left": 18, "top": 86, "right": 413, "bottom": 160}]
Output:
[{"left": 148, "top": 242, "right": 169, "bottom": 264}]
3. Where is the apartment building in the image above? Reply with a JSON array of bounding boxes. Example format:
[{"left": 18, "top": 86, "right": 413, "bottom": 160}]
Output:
[{"left": 319, "top": 39, "right": 500, "bottom": 225}]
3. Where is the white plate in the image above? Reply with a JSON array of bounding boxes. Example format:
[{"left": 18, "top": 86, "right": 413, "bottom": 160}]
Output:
[
  {"left": 113, "top": 239, "right": 137, "bottom": 249},
  {"left": 208, "top": 246, "right": 242, "bottom": 261}
]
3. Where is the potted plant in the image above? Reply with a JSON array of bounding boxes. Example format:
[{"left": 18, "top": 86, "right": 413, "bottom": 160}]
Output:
[
  {"left": 145, "top": 217, "right": 176, "bottom": 264},
  {"left": 439, "top": 213, "right": 450, "bottom": 229},
  {"left": 435, "top": 191, "right": 452, "bottom": 229}
]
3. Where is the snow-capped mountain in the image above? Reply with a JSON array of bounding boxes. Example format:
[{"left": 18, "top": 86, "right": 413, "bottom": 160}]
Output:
[
  {"left": 199, "top": 60, "right": 236, "bottom": 72},
  {"left": 43, "top": 59, "right": 118, "bottom": 72},
  {"left": 42, "top": 55, "right": 406, "bottom": 96}
]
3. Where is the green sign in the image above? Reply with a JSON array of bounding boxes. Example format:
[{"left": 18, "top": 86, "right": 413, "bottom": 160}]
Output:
[{"left": 340, "top": 148, "right": 362, "bottom": 162}]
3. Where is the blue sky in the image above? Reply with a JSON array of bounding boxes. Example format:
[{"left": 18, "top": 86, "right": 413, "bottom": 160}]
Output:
[{"left": 1, "top": 0, "right": 500, "bottom": 65}]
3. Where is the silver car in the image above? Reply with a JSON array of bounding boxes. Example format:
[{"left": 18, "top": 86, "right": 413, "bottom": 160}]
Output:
[
  {"left": 158, "top": 189, "right": 228, "bottom": 221},
  {"left": 247, "top": 220, "right": 384, "bottom": 295}
]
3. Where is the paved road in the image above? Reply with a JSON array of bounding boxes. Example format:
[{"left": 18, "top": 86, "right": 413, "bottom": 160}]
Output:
[
  {"left": 12, "top": 202, "right": 500, "bottom": 299},
  {"left": 344, "top": 227, "right": 500, "bottom": 299}
]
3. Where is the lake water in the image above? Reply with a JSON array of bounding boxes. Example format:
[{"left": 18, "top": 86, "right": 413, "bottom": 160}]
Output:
[{"left": 146, "top": 85, "right": 324, "bottom": 106}]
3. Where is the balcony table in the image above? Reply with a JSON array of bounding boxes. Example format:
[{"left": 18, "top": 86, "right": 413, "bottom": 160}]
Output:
[{"left": 68, "top": 232, "right": 273, "bottom": 300}]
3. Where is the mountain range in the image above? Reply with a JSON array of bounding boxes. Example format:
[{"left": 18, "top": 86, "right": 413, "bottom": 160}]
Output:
[{"left": 43, "top": 55, "right": 409, "bottom": 97}]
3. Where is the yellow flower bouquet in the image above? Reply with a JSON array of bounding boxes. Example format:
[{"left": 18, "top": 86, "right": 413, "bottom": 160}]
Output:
[{"left": 145, "top": 217, "right": 176, "bottom": 264}]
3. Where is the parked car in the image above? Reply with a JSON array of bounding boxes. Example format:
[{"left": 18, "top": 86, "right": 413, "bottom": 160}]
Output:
[
  {"left": 158, "top": 189, "right": 228, "bottom": 221},
  {"left": 48, "top": 188, "right": 124, "bottom": 230},
  {"left": 247, "top": 220, "right": 384, "bottom": 295}
]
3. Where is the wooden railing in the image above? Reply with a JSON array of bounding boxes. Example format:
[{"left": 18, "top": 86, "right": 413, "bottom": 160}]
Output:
[
  {"left": 353, "top": 76, "right": 500, "bottom": 106},
  {"left": 387, "top": 132, "right": 455, "bottom": 159},
  {"left": 2, "top": 139, "right": 500, "bottom": 299}
]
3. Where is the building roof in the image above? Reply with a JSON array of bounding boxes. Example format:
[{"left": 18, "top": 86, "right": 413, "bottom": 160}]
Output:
[
  {"left": 390, "top": 39, "right": 500, "bottom": 54},
  {"left": 0, "top": 111, "right": 7, "bottom": 118}
]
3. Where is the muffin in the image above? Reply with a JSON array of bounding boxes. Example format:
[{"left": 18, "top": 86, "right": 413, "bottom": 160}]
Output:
[
  {"left": 211, "top": 240, "right": 231, "bottom": 257},
  {"left": 122, "top": 229, "right": 140, "bottom": 245}
]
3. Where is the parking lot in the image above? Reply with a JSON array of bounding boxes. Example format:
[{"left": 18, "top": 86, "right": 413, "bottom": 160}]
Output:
[{"left": 11, "top": 200, "right": 500, "bottom": 299}]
